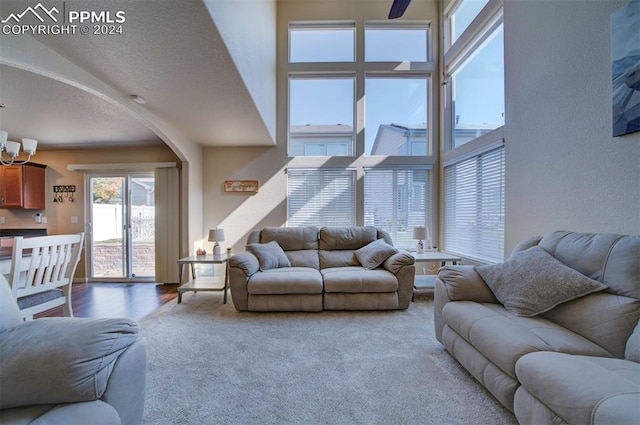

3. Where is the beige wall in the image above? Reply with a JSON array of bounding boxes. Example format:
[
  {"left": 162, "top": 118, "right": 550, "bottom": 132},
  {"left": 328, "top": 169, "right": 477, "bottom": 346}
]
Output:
[
  {"left": 503, "top": 0, "right": 640, "bottom": 254},
  {"left": 0, "top": 146, "right": 181, "bottom": 278}
]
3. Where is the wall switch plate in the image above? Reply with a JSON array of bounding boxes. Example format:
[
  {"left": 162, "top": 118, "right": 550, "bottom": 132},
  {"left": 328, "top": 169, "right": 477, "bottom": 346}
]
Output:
[{"left": 71, "top": 216, "right": 79, "bottom": 224}]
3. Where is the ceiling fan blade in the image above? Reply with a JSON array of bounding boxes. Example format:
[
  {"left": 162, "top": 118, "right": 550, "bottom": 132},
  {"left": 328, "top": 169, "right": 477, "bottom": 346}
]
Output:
[{"left": 388, "top": 0, "right": 411, "bottom": 19}]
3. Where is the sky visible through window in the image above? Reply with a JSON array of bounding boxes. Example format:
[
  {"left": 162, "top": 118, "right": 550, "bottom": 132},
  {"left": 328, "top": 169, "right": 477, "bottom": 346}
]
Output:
[{"left": 289, "top": 15, "right": 503, "bottom": 155}]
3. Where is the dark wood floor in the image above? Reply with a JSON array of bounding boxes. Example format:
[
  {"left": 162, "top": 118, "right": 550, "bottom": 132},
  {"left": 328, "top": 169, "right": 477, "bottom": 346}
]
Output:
[{"left": 35, "top": 282, "right": 179, "bottom": 320}]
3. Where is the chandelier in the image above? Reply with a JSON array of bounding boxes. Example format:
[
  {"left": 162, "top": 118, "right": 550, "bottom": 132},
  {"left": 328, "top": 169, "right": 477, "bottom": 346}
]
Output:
[{"left": 0, "top": 130, "right": 38, "bottom": 166}]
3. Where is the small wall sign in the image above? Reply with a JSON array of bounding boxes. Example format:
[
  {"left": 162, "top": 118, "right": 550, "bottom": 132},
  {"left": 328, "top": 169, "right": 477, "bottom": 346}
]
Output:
[{"left": 224, "top": 180, "right": 259, "bottom": 193}]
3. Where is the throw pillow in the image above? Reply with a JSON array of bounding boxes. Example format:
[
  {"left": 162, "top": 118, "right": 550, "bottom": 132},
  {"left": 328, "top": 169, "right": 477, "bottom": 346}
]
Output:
[
  {"left": 247, "top": 241, "right": 291, "bottom": 271},
  {"left": 355, "top": 239, "right": 398, "bottom": 270},
  {"left": 475, "top": 246, "right": 608, "bottom": 317}
]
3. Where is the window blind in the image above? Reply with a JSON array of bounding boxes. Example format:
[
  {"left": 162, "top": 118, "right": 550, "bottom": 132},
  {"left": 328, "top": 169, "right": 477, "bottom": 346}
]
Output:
[
  {"left": 287, "top": 169, "right": 356, "bottom": 227},
  {"left": 443, "top": 145, "right": 504, "bottom": 262},
  {"left": 364, "top": 168, "right": 432, "bottom": 248}
]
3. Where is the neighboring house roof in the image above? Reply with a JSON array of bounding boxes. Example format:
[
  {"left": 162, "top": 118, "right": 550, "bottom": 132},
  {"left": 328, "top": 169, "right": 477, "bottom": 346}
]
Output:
[
  {"left": 371, "top": 123, "right": 427, "bottom": 155},
  {"left": 290, "top": 124, "right": 354, "bottom": 138}
]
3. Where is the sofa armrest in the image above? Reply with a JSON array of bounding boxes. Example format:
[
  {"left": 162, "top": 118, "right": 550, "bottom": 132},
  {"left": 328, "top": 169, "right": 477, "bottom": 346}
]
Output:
[
  {"left": 229, "top": 252, "right": 260, "bottom": 311},
  {"left": 0, "top": 317, "right": 140, "bottom": 410},
  {"left": 383, "top": 250, "right": 415, "bottom": 274},
  {"left": 434, "top": 265, "right": 498, "bottom": 343},
  {"left": 437, "top": 265, "right": 498, "bottom": 303},
  {"left": 101, "top": 338, "right": 147, "bottom": 425},
  {"left": 229, "top": 252, "right": 259, "bottom": 277}
]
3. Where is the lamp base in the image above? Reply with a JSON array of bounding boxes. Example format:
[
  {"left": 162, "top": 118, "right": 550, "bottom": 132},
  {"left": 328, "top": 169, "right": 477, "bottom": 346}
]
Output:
[
  {"left": 416, "top": 240, "right": 424, "bottom": 254},
  {"left": 213, "top": 242, "right": 222, "bottom": 256}
]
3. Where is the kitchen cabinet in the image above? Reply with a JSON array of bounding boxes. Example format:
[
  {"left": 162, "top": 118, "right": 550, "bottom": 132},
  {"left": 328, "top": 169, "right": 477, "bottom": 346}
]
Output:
[{"left": 0, "top": 163, "right": 46, "bottom": 209}]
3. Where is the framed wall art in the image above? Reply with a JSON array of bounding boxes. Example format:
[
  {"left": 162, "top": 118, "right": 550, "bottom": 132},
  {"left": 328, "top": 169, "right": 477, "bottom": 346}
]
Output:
[
  {"left": 224, "top": 180, "right": 259, "bottom": 193},
  {"left": 611, "top": 0, "right": 640, "bottom": 137}
]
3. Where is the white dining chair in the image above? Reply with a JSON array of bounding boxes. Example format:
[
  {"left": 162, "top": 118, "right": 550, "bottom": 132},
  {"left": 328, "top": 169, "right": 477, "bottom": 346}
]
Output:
[{"left": 8, "top": 233, "right": 84, "bottom": 320}]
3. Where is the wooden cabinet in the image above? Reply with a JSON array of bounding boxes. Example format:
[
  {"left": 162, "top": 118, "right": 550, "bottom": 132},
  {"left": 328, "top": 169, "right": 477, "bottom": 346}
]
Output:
[{"left": 0, "top": 163, "right": 46, "bottom": 209}]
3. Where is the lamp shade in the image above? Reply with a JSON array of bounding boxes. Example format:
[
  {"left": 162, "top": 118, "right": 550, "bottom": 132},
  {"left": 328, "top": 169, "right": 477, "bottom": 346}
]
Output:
[
  {"left": 412, "top": 226, "right": 429, "bottom": 240},
  {"left": 208, "top": 228, "right": 225, "bottom": 242},
  {"left": 5, "top": 141, "right": 21, "bottom": 157},
  {"left": 21, "top": 138, "right": 37, "bottom": 155}
]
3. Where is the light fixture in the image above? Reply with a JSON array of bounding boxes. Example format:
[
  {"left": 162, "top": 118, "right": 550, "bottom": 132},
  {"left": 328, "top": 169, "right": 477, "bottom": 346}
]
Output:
[
  {"left": 0, "top": 130, "right": 37, "bottom": 166},
  {"left": 130, "top": 94, "right": 146, "bottom": 104},
  {"left": 412, "top": 226, "right": 430, "bottom": 254},
  {"left": 208, "top": 228, "right": 225, "bottom": 256}
]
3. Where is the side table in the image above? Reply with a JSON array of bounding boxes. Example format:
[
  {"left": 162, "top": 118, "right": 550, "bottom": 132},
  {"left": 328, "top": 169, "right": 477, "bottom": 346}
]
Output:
[
  {"left": 177, "top": 254, "right": 229, "bottom": 304},
  {"left": 411, "top": 251, "right": 461, "bottom": 299}
]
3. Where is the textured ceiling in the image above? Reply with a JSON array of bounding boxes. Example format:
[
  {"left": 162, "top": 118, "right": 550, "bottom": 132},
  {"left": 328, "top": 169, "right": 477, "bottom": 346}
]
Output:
[{"left": 0, "top": 0, "right": 275, "bottom": 150}]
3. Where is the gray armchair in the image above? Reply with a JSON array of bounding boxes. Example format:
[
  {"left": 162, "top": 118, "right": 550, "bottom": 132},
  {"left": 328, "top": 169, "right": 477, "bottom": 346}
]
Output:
[{"left": 0, "top": 275, "right": 147, "bottom": 425}]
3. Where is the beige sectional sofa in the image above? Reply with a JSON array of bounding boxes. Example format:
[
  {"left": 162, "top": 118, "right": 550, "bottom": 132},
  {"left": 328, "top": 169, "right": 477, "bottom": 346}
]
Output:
[
  {"left": 434, "top": 231, "right": 640, "bottom": 424},
  {"left": 229, "top": 226, "right": 415, "bottom": 312}
]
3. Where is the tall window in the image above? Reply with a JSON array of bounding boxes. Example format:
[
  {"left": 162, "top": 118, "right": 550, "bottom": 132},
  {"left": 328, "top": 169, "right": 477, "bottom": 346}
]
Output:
[
  {"left": 288, "top": 21, "right": 431, "bottom": 158},
  {"left": 365, "top": 76, "right": 428, "bottom": 156},
  {"left": 451, "top": 23, "right": 504, "bottom": 149},
  {"left": 287, "top": 169, "right": 356, "bottom": 227},
  {"left": 364, "top": 23, "right": 428, "bottom": 62},
  {"left": 448, "top": 0, "right": 490, "bottom": 44},
  {"left": 289, "top": 22, "right": 355, "bottom": 63},
  {"left": 444, "top": 144, "right": 504, "bottom": 262},
  {"left": 286, "top": 20, "right": 434, "bottom": 234},
  {"left": 443, "top": 0, "right": 505, "bottom": 262},
  {"left": 364, "top": 168, "right": 432, "bottom": 248},
  {"left": 289, "top": 76, "right": 355, "bottom": 156}
]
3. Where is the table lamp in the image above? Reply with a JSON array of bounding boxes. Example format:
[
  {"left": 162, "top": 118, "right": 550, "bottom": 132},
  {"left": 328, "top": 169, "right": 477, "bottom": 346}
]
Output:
[
  {"left": 208, "top": 228, "right": 225, "bottom": 256},
  {"left": 412, "top": 226, "right": 429, "bottom": 254}
]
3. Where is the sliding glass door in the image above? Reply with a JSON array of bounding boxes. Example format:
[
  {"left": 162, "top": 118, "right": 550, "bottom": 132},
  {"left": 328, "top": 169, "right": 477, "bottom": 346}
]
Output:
[{"left": 87, "top": 173, "right": 155, "bottom": 280}]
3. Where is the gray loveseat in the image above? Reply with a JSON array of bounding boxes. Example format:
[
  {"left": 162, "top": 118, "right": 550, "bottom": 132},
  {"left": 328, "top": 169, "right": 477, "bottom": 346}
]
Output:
[
  {"left": 0, "top": 275, "right": 147, "bottom": 425},
  {"left": 229, "top": 226, "right": 415, "bottom": 312},
  {"left": 434, "top": 231, "right": 640, "bottom": 424}
]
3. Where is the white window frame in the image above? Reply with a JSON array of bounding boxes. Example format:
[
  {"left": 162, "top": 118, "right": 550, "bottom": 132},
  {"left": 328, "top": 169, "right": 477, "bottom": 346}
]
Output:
[
  {"left": 286, "top": 168, "right": 356, "bottom": 227},
  {"left": 442, "top": 0, "right": 505, "bottom": 262},
  {"left": 289, "top": 21, "right": 356, "bottom": 63},
  {"left": 286, "top": 20, "right": 437, "bottom": 243},
  {"left": 288, "top": 73, "right": 357, "bottom": 157},
  {"left": 364, "top": 167, "right": 433, "bottom": 249}
]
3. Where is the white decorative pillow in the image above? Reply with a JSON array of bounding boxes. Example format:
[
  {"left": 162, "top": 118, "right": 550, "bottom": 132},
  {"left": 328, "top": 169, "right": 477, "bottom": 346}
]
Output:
[
  {"left": 475, "top": 246, "right": 608, "bottom": 317},
  {"left": 247, "top": 241, "right": 291, "bottom": 271},
  {"left": 355, "top": 239, "right": 398, "bottom": 270}
]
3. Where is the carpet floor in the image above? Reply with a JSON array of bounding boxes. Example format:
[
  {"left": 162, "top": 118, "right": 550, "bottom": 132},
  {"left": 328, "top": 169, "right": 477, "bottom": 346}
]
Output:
[{"left": 140, "top": 292, "right": 517, "bottom": 425}]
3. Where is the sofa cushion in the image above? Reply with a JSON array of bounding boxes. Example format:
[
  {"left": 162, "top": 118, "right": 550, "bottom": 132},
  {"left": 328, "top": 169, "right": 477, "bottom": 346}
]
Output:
[
  {"left": 319, "top": 226, "right": 377, "bottom": 250},
  {"left": 626, "top": 320, "right": 640, "bottom": 362},
  {"left": 355, "top": 239, "right": 398, "bottom": 269},
  {"left": 539, "top": 231, "right": 640, "bottom": 299},
  {"left": 476, "top": 246, "right": 608, "bottom": 317},
  {"left": 247, "top": 241, "right": 291, "bottom": 271},
  {"left": 540, "top": 292, "right": 640, "bottom": 358},
  {"left": 442, "top": 301, "right": 613, "bottom": 379},
  {"left": 285, "top": 249, "right": 320, "bottom": 269},
  {"left": 322, "top": 266, "right": 398, "bottom": 293},
  {"left": 260, "top": 226, "right": 319, "bottom": 251},
  {"left": 247, "top": 267, "right": 323, "bottom": 294},
  {"left": 515, "top": 352, "right": 640, "bottom": 425},
  {"left": 319, "top": 250, "right": 360, "bottom": 269}
]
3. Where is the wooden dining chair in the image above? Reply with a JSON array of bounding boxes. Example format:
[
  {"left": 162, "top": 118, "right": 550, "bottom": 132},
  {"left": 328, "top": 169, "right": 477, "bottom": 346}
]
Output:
[{"left": 8, "top": 233, "right": 84, "bottom": 320}]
